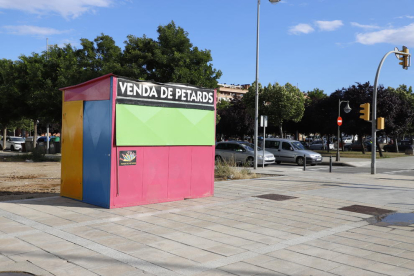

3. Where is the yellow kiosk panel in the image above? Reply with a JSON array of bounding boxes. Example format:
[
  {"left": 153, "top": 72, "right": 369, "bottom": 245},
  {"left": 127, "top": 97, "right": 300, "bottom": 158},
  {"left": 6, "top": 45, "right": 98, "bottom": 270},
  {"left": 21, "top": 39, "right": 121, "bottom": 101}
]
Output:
[{"left": 61, "top": 98, "right": 83, "bottom": 200}]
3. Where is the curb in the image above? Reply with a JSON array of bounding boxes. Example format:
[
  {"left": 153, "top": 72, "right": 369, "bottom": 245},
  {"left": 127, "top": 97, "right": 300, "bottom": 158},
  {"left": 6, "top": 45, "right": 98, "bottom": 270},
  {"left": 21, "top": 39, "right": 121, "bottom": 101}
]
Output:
[{"left": 320, "top": 161, "right": 356, "bottom": 167}]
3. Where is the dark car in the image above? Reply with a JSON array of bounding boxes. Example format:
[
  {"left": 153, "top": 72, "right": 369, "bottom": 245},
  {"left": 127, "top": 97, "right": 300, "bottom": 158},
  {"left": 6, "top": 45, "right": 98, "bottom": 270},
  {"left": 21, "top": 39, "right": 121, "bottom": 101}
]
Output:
[
  {"left": 383, "top": 140, "right": 412, "bottom": 152},
  {"left": 299, "top": 141, "right": 310, "bottom": 149},
  {"left": 344, "top": 141, "right": 372, "bottom": 151}
]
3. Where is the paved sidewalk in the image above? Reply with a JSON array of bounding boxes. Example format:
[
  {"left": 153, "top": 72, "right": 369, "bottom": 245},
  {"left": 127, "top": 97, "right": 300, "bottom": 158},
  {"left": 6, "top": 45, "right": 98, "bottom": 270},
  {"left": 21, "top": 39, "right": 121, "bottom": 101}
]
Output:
[{"left": 1, "top": 170, "right": 414, "bottom": 275}]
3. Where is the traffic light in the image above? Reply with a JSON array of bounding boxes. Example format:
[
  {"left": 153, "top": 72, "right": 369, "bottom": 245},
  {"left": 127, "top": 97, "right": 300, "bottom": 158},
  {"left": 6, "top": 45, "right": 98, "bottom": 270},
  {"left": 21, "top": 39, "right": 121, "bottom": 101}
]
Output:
[
  {"left": 399, "top": 46, "right": 410, "bottom": 70},
  {"left": 360, "top": 103, "right": 370, "bottom": 121},
  {"left": 377, "top": 117, "right": 385, "bottom": 130}
]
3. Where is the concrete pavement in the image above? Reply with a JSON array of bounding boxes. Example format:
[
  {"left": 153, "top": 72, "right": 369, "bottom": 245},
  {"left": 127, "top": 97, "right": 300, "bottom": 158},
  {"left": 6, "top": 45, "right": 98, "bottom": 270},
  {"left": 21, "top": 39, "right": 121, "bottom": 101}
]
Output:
[{"left": 1, "top": 162, "right": 414, "bottom": 275}]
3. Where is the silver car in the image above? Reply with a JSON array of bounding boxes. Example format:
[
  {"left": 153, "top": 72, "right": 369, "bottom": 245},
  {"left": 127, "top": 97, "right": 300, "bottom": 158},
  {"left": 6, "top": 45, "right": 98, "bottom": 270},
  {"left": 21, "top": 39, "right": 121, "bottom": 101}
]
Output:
[
  {"left": 262, "top": 138, "right": 322, "bottom": 166},
  {"left": 215, "top": 141, "right": 275, "bottom": 166},
  {"left": 0, "top": 136, "right": 25, "bottom": 151}
]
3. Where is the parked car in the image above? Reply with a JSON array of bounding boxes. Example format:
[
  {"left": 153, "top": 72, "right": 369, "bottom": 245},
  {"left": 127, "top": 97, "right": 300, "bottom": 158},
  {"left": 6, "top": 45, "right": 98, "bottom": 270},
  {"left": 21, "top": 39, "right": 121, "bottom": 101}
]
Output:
[
  {"left": 383, "top": 140, "right": 412, "bottom": 152},
  {"left": 299, "top": 141, "right": 310, "bottom": 149},
  {"left": 261, "top": 138, "right": 322, "bottom": 166},
  {"left": 344, "top": 141, "right": 372, "bottom": 151},
  {"left": 0, "top": 136, "right": 25, "bottom": 151},
  {"left": 309, "top": 140, "right": 324, "bottom": 150},
  {"left": 215, "top": 141, "right": 275, "bottom": 166},
  {"left": 309, "top": 140, "right": 334, "bottom": 150}
]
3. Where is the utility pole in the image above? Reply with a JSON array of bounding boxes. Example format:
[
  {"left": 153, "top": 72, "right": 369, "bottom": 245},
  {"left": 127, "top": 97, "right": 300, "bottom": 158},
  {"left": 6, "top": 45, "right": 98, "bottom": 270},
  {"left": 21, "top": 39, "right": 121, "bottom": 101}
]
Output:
[{"left": 370, "top": 46, "right": 410, "bottom": 174}]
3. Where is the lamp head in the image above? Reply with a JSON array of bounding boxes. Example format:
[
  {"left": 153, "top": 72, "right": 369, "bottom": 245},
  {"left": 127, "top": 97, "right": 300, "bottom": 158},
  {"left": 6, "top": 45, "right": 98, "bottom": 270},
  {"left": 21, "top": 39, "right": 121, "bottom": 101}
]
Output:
[
  {"left": 269, "top": 0, "right": 281, "bottom": 3},
  {"left": 344, "top": 102, "right": 352, "bottom": 113}
]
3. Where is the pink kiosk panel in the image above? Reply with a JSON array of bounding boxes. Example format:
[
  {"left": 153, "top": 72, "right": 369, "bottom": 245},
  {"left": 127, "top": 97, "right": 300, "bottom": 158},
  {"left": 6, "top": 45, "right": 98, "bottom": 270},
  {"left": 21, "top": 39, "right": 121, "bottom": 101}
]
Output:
[
  {"left": 62, "top": 74, "right": 113, "bottom": 102},
  {"left": 109, "top": 76, "right": 215, "bottom": 208}
]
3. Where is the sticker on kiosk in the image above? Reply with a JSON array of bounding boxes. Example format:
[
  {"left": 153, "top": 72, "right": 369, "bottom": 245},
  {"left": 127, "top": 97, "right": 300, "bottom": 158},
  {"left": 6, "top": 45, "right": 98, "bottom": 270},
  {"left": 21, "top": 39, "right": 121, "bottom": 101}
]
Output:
[{"left": 119, "top": 151, "right": 137, "bottom": 166}]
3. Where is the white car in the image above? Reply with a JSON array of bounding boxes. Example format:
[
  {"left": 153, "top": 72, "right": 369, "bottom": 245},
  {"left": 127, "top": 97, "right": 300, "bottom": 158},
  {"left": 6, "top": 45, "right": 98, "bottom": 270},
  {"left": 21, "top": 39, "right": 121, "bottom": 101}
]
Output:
[{"left": 0, "top": 136, "right": 25, "bottom": 151}]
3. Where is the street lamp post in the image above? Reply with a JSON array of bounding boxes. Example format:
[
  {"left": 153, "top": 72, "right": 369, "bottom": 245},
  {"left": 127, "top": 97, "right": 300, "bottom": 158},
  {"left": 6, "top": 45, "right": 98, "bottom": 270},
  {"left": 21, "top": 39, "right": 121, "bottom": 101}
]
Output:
[
  {"left": 336, "top": 100, "right": 351, "bottom": 161},
  {"left": 254, "top": 0, "right": 280, "bottom": 169}
]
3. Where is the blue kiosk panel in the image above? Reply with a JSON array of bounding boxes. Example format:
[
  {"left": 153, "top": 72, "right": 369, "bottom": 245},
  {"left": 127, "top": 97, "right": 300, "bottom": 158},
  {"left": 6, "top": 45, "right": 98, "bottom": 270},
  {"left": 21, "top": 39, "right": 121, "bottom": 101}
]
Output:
[{"left": 82, "top": 99, "right": 112, "bottom": 208}]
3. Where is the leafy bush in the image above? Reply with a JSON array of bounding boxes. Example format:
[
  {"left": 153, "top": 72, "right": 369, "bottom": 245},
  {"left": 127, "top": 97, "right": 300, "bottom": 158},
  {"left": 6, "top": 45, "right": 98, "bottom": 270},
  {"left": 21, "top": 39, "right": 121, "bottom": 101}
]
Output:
[{"left": 31, "top": 147, "right": 47, "bottom": 162}]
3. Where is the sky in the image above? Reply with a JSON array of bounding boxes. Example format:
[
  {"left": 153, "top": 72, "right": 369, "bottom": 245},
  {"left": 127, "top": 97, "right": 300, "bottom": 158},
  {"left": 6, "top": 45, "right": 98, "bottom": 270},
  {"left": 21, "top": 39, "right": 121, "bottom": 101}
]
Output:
[{"left": 1, "top": 0, "right": 414, "bottom": 94}]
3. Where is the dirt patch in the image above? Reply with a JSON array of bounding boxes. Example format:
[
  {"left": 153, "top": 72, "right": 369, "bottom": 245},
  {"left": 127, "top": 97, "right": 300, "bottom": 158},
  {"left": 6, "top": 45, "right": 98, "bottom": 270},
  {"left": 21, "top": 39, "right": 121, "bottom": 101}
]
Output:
[{"left": 0, "top": 162, "right": 61, "bottom": 201}]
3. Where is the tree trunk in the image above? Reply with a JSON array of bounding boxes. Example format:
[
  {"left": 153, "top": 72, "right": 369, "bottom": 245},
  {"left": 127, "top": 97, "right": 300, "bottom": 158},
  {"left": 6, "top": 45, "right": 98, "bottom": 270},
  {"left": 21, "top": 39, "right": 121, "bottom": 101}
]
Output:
[
  {"left": 376, "top": 137, "right": 383, "bottom": 157},
  {"left": 2, "top": 128, "right": 6, "bottom": 151},
  {"left": 34, "top": 120, "right": 38, "bottom": 149},
  {"left": 327, "top": 134, "right": 330, "bottom": 153},
  {"left": 361, "top": 134, "right": 366, "bottom": 154},
  {"left": 279, "top": 125, "right": 283, "bottom": 138},
  {"left": 394, "top": 135, "right": 399, "bottom": 153}
]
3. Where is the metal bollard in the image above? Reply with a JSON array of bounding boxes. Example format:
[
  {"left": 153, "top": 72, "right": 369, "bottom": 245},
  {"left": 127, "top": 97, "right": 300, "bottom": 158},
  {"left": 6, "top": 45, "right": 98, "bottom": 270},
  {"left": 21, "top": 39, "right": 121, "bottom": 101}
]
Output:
[
  {"left": 303, "top": 154, "right": 306, "bottom": 171},
  {"left": 329, "top": 155, "right": 332, "bottom": 173}
]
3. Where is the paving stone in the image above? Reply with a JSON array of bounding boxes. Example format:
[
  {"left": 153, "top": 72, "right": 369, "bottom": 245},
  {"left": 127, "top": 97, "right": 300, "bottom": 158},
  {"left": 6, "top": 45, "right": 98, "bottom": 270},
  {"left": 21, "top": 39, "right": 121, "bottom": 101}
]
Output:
[
  {"left": 329, "top": 264, "right": 385, "bottom": 276},
  {"left": 55, "top": 247, "right": 118, "bottom": 269},
  {"left": 1, "top": 240, "right": 39, "bottom": 256},
  {"left": 219, "top": 261, "right": 278, "bottom": 276},
  {"left": 286, "top": 244, "right": 341, "bottom": 260},
  {"left": 0, "top": 261, "right": 54, "bottom": 276},
  {"left": 363, "top": 243, "right": 406, "bottom": 256},
  {"left": 364, "top": 252, "right": 411, "bottom": 266},
  {"left": 206, "top": 244, "right": 247, "bottom": 257},
  {"left": 397, "top": 250, "right": 414, "bottom": 260},
  {"left": 364, "top": 262, "right": 414, "bottom": 276},
  {"left": 48, "top": 262, "right": 102, "bottom": 276},
  {"left": 243, "top": 254, "right": 276, "bottom": 266},
  {"left": 330, "top": 244, "right": 373, "bottom": 257},
  {"left": 290, "top": 267, "right": 336, "bottom": 276},
  {"left": 130, "top": 247, "right": 177, "bottom": 263},
  {"left": 331, "top": 254, "right": 377, "bottom": 269},
  {"left": 193, "top": 269, "right": 241, "bottom": 276},
  {"left": 18, "top": 232, "right": 63, "bottom": 245},
  {"left": 90, "top": 261, "right": 144, "bottom": 276},
  {"left": 258, "top": 258, "right": 309, "bottom": 275}
]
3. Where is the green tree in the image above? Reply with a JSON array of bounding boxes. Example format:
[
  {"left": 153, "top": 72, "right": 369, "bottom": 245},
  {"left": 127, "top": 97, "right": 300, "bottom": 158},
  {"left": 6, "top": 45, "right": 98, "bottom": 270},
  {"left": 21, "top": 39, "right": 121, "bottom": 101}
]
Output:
[
  {"left": 122, "top": 21, "right": 222, "bottom": 88},
  {"left": 259, "top": 83, "right": 305, "bottom": 137},
  {"left": 76, "top": 34, "right": 123, "bottom": 82},
  {"left": 0, "top": 59, "right": 22, "bottom": 150},
  {"left": 216, "top": 97, "right": 253, "bottom": 140},
  {"left": 306, "top": 88, "right": 327, "bottom": 103}
]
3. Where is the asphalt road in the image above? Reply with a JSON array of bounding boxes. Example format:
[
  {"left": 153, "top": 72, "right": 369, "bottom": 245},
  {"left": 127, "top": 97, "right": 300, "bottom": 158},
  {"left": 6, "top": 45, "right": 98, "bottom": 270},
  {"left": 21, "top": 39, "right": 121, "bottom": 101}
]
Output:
[
  {"left": 298, "top": 165, "right": 414, "bottom": 177},
  {"left": 265, "top": 156, "right": 414, "bottom": 177}
]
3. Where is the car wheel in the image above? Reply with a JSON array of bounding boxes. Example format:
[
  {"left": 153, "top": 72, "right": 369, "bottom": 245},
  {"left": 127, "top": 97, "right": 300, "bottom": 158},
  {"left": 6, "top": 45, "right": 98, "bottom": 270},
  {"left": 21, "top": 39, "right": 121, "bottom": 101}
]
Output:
[
  {"left": 10, "top": 145, "right": 14, "bottom": 151},
  {"left": 383, "top": 148, "right": 388, "bottom": 152},
  {"left": 296, "top": 157, "right": 304, "bottom": 166},
  {"left": 0, "top": 144, "right": 2, "bottom": 150},
  {"left": 276, "top": 161, "right": 281, "bottom": 164},
  {"left": 311, "top": 164, "right": 316, "bottom": 166},
  {"left": 246, "top": 157, "right": 254, "bottom": 167},
  {"left": 215, "top": 155, "right": 223, "bottom": 162}
]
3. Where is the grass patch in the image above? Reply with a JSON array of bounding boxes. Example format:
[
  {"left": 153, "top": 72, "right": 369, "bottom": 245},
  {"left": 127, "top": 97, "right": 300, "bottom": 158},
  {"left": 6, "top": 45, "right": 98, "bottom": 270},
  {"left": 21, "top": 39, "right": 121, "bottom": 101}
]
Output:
[
  {"left": 314, "top": 150, "right": 407, "bottom": 159},
  {"left": 215, "top": 158, "right": 259, "bottom": 181}
]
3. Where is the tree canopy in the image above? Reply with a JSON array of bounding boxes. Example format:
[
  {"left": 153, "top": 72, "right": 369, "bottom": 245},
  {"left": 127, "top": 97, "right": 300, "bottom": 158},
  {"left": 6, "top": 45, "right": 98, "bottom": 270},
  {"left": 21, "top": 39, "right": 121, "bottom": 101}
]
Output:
[{"left": 0, "top": 21, "right": 222, "bottom": 138}]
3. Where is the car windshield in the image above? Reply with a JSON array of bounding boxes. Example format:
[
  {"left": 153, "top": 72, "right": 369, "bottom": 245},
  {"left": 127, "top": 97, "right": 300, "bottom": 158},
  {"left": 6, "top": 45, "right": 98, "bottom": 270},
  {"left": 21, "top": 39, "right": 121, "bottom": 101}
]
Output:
[
  {"left": 10, "top": 137, "right": 24, "bottom": 142},
  {"left": 240, "top": 142, "right": 262, "bottom": 151},
  {"left": 292, "top": 141, "right": 305, "bottom": 150}
]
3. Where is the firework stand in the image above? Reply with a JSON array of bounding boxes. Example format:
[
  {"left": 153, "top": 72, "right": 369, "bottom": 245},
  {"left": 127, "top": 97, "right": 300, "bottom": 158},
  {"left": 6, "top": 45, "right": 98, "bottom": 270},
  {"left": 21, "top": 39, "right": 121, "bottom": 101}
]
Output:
[{"left": 60, "top": 74, "right": 216, "bottom": 208}]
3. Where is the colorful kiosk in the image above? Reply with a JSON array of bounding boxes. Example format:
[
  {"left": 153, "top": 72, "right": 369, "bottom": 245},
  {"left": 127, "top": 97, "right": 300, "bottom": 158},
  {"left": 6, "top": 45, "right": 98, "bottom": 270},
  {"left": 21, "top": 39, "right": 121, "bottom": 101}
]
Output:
[{"left": 60, "top": 74, "right": 216, "bottom": 208}]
